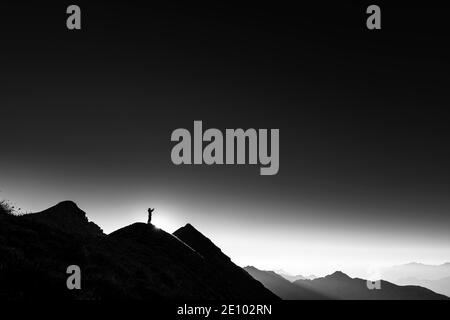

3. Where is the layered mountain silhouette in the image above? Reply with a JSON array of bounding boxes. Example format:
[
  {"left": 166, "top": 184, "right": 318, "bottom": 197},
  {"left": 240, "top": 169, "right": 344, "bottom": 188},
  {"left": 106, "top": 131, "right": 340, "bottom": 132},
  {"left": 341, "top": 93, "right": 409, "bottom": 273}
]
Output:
[
  {"left": 245, "top": 267, "right": 449, "bottom": 300},
  {"left": 395, "top": 277, "right": 450, "bottom": 298},
  {"left": 294, "top": 271, "right": 449, "bottom": 300},
  {"left": 381, "top": 262, "right": 450, "bottom": 297},
  {"left": 0, "top": 201, "right": 277, "bottom": 300},
  {"left": 244, "top": 266, "right": 327, "bottom": 299},
  {"left": 274, "top": 270, "right": 316, "bottom": 282}
]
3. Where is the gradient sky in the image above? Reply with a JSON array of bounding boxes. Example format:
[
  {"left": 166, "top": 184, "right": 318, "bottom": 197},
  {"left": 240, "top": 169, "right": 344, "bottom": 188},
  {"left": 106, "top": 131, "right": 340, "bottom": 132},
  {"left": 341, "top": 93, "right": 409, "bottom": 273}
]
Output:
[{"left": 1, "top": 2, "right": 450, "bottom": 277}]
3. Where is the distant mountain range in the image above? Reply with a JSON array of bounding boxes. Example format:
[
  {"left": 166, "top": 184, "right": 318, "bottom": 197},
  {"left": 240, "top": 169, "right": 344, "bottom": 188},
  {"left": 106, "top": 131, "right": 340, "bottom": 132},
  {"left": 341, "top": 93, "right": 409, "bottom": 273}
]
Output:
[
  {"left": 381, "top": 262, "right": 450, "bottom": 281},
  {"left": 244, "top": 266, "right": 327, "bottom": 299},
  {"left": 268, "top": 262, "right": 450, "bottom": 298},
  {"left": 380, "top": 262, "right": 450, "bottom": 297},
  {"left": 245, "top": 266, "right": 449, "bottom": 300},
  {"left": 394, "top": 277, "right": 450, "bottom": 298},
  {"left": 0, "top": 201, "right": 277, "bottom": 300},
  {"left": 273, "top": 270, "right": 316, "bottom": 282}
]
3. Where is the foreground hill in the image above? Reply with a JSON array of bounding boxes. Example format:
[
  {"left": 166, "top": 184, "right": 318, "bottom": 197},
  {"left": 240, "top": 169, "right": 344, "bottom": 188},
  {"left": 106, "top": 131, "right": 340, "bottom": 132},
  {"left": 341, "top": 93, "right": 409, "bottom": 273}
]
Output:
[
  {"left": 172, "top": 224, "right": 280, "bottom": 300},
  {"left": 0, "top": 201, "right": 277, "bottom": 300}
]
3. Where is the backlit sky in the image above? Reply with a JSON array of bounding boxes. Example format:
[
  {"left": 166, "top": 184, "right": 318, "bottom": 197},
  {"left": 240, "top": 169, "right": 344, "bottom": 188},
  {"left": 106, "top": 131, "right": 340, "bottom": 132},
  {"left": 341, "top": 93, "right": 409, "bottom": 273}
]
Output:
[{"left": 1, "top": 2, "right": 449, "bottom": 277}]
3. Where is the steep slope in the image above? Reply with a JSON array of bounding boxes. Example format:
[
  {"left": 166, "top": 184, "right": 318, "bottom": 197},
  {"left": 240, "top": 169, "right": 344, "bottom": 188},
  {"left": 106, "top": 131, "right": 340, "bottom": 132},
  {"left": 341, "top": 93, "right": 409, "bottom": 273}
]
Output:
[
  {"left": 173, "top": 223, "right": 231, "bottom": 262},
  {"left": 0, "top": 201, "right": 277, "bottom": 300},
  {"left": 294, "top": 271, "right": 449, "bottom": 300},
  {"left": 244, "top": 266, "right": 327, "bottom": 300},
  {"left": 173, "top": 224, "right": 279, "bottom": 300}
]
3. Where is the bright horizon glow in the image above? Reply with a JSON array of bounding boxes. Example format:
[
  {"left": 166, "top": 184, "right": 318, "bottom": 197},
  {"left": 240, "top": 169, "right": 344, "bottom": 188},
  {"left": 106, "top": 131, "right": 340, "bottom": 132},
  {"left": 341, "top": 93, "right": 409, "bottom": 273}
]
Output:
[{"left": 152, "top": 212, "right": 180, "bottom": 233}]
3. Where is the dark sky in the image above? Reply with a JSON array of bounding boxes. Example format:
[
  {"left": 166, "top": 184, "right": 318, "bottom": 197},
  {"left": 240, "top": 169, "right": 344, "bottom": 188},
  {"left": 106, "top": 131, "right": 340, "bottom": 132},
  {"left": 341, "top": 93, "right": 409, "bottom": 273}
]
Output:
[{"left": 1, "top": 2, "right": 449, "bottom": 276}]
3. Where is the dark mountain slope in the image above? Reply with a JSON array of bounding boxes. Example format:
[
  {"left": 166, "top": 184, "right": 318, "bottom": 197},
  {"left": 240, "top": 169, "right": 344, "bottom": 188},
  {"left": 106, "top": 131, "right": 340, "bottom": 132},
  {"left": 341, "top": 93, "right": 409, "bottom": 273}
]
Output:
[
  {"left": 173, "top": 223, "right": 229, "bottom": 263},
  {"left": 0, "top": 202, "right": 277, "bottom": 300},
  {"left": 0, "top": 202, "right": 103, "bottom": 300},
  {"left": 173, "top": 224, "right": 279, "bottom": 300},
  {"left": 244, "top": 266, "right": 328, "bottom": 300}
]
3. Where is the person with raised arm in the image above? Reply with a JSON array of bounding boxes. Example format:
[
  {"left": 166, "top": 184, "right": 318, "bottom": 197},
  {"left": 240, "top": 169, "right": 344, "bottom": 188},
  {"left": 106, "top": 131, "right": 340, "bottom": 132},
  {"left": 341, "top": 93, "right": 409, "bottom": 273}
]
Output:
[{"left": 147, "top": 208, "right": 155, "bottom": 224}]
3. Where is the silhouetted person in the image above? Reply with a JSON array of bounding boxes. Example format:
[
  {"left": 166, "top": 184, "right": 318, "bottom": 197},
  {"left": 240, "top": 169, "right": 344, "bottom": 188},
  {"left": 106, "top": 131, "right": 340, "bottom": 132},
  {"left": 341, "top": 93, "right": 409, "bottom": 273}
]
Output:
[{"left": 147, "top": 208, "right": 155, "bottom": 224}]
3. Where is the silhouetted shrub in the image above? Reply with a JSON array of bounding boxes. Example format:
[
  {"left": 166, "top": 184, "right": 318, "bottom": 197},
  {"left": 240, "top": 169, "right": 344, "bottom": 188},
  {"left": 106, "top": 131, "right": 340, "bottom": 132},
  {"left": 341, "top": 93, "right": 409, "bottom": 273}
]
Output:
[{"left": 0, "top": 200, "right": 14, "bottom": 216}]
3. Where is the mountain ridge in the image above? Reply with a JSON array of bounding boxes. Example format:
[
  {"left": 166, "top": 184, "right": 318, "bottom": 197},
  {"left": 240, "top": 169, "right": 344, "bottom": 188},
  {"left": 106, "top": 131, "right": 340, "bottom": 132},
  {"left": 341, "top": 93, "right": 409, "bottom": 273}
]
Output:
[
  {"left": 244, "top": 266, "right": 328, "bottom": 300},
  {"left": 293, "top": 272, "right": 449, "bottom": 300},
  {"left": 0, "top": 201, "right": 277, "bottom": 300}
]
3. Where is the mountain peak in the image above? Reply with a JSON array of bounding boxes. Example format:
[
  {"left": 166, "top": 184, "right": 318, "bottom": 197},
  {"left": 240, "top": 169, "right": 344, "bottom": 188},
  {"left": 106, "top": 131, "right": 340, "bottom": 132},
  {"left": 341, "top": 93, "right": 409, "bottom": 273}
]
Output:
[
  {"left": 40, "top": 200, "right": 87, "bottom": 218},
  {"left": 326, "top": 271, "right": 351, "bottom": 280},
  {"left": 177, "top": 223, "right": 202, "bottom": 234},
  {"left": 180, "top": 223, "right": 197, "bottom": 231},
  {"left": 23, "top": 200, "right": 103, "bottom": 237},
  {"left": 174, "top": 223, "right": 230, "bottom": 263},
  {"left": 244, "top": 265, "right": 258, "bottom": 271},
  {"left": 174, "top": 223, "right": 204, "bottom": 238},
  {"left": 54, "top": 200, "right": 80, "bottom": 210}
]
